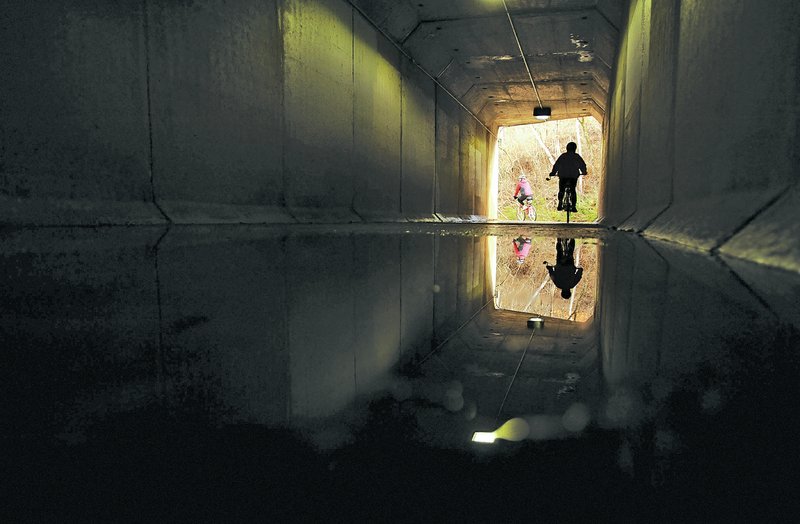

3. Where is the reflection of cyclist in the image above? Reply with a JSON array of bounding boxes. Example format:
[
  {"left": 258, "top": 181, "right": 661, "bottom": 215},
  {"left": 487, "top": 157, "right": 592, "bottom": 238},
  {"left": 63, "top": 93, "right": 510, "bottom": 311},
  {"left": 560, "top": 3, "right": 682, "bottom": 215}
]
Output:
[
  {"left": 548, "top": 142, "right": 587, "bottom": 212},
  {"left": 512, "top": 236, "right": 532, "bottom": 265},
  {"left": 513, "top": 173, "right": 533, "bottom": 205},
  {"left": 546, "top": 238, "right": 583, "bottom": 299}
]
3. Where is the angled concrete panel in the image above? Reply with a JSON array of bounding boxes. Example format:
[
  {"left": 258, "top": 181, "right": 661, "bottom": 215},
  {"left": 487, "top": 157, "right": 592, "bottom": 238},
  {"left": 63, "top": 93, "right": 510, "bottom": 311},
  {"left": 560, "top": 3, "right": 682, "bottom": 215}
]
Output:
[
  {"left": 147, "top": 0, "right": 289, "bottom": 224},
  {"left": 435, "top": 87, "right": 461, "bottom": 216},
  {"left": 282, "top": 0, "right": 358, "bottom": 222},
  {"left": 719, "top": 186, "right": 800, "bottom": 273},
  {"left": 353, "top": 16, "right": 402, "bottom": 221},
  {"left": 646, "top": 0, "right": 800, "bottom": 250},
  {"left": 401, "top": 61, "right": 436, "bottom": 220},
  {"left": 621, "top": 0, "right": 678, "bottom": 229},
  {"left": 0, "top": 1, "right": 159, "bottom": 225}
]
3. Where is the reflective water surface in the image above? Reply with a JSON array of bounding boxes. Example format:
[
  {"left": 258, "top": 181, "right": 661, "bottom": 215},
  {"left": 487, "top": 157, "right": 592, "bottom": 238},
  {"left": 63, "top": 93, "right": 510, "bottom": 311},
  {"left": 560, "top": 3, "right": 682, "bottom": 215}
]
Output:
[{"left": 2, "top": 224, "right": 799, "bottom": 521}]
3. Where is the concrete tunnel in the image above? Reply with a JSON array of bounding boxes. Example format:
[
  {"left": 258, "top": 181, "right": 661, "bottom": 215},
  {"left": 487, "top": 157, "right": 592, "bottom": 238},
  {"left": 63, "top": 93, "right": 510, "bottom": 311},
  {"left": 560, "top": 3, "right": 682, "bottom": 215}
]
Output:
[
  {"left": 3, "top": 0, "right": 800, "bottom": 519},
  {"left": 3, "top": 0, "right": 798, "bottom": 272}
]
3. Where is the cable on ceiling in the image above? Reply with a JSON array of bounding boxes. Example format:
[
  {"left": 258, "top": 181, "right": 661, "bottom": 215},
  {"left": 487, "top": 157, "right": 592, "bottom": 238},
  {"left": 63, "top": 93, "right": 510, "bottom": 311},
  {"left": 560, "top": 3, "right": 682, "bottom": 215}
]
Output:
[{"left": 501, "top": 0, "right": 544, "bottom": 109}]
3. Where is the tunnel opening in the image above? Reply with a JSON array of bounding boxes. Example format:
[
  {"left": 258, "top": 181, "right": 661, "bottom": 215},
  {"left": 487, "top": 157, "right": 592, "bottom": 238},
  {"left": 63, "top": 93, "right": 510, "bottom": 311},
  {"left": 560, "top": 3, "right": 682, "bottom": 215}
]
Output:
[{"left": 494, "top": 117, "right": 603, "bottom": 223}]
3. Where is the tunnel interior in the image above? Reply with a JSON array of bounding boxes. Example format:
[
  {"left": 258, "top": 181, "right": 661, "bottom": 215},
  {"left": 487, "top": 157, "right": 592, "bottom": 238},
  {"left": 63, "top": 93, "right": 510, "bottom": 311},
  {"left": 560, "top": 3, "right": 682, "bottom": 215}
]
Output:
[{"left": 3, "top": 0, "right": 800, "bottom": 520}]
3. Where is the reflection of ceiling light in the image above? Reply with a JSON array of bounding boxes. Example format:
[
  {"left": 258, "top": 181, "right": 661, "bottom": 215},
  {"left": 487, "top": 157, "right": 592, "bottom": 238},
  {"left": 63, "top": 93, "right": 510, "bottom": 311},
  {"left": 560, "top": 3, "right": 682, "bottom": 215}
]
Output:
[
  {"left": 472, "top": 432, "right": 496, "bottom": 444},
  {"left": 492, "top": 55, "right": 515, "bottom": 61},
  {"left": 534, "top": 106, "right": 552, "bottom": 120}
]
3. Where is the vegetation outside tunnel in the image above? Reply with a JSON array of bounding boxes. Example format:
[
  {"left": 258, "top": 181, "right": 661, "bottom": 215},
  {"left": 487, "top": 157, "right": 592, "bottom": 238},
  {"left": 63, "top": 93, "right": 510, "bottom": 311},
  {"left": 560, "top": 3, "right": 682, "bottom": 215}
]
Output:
[{"left": 497, "top": 118, "right": 603, "bottom": 223}]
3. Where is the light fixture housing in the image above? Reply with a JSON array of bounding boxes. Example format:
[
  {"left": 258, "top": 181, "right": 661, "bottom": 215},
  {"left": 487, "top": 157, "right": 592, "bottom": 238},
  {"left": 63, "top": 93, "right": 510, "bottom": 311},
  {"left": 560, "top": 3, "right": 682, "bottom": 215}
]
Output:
[{"left": 534, "top": 106, "right": 552, "bottom": 120}]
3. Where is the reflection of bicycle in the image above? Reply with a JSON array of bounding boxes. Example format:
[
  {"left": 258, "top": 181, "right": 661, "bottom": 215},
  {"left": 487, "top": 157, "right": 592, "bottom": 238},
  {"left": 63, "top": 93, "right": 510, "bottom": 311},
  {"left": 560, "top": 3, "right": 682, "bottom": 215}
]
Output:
[
  {"left": 515, "top": 196, "right": 536, "bottom": 221},
  {"left": 546, "top": 177, "right": 573, "bottom": 224}
]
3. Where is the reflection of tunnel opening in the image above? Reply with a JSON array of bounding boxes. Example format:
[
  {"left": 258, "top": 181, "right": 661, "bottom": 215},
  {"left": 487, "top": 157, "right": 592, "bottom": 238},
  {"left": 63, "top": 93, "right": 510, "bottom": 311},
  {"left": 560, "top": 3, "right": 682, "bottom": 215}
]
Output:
[
  {"left": 493, "top": 236, "right": 599, "bottom": 321},
  {"left": 494, "top": 117, "right": 603, "bottom": 223}
]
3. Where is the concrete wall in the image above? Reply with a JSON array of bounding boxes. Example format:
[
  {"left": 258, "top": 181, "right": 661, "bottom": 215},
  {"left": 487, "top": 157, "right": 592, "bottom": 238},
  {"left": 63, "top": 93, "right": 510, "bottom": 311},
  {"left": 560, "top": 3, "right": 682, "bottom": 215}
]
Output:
[
  {"left": 602, "top": 0, "right": 800, "bottom": 273},
  {"left": 1, "top": 0, "right": 492, "bottom": 226}
]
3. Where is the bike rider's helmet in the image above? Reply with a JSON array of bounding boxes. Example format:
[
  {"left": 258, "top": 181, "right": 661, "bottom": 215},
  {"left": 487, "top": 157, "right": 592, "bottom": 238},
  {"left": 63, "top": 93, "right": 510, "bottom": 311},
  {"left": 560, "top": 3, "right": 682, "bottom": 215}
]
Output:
[
  {"left": 561, "top": 288, "right": 572, "bottom": 299},
  {"left": 518, "top": 173, "right": 526, "bottom": 180},
  {"left": 566, "top": 142, "right": 577, "bottom": 152}
]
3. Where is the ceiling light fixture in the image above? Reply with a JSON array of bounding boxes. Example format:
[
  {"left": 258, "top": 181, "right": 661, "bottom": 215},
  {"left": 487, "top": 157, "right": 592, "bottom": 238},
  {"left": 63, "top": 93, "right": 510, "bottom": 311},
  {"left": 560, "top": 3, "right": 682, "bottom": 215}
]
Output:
[
  {"left": 501, "top": 0, "right": 550, "bottom": 120},
  {"left": 534, "top": 107, "right": 551, "bottom": 120}
]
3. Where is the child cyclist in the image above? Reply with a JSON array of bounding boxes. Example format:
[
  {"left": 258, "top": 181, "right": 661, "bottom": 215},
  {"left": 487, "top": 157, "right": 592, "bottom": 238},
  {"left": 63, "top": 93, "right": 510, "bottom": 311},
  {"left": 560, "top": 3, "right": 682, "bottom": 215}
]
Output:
[{"left": 513, "top": 172, "right": 533, "bottom": 206}]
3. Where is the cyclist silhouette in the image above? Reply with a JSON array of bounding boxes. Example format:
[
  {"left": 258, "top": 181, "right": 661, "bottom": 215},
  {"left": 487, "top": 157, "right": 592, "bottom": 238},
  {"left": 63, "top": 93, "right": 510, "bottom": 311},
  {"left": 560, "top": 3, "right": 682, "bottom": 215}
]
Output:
[
  {"left": 512, "top": 236, "right": 532, "bottom": 265},
  {"left": 545, "top": 238, "right": 583, "bottom": 299},
  {"left": 548, "top": 142, "right": 587, "bottom": 212}
]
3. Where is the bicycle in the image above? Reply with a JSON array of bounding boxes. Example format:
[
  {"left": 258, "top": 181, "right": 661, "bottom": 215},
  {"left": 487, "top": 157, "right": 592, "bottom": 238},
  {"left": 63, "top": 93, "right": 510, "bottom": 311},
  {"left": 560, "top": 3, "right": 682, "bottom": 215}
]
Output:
[
  {"left": 515, "top": 195, "right": 536, "bottom": 221},
  {"left": 546, "top": 176, "right": 574, "bottom": 224}
]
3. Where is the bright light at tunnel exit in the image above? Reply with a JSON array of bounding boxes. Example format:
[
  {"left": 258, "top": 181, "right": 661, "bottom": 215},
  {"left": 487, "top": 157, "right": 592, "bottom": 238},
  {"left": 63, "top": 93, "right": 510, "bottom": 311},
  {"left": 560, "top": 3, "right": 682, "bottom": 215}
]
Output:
[{"left": 488, "top": 127, "right": 502, "bottom": 219}]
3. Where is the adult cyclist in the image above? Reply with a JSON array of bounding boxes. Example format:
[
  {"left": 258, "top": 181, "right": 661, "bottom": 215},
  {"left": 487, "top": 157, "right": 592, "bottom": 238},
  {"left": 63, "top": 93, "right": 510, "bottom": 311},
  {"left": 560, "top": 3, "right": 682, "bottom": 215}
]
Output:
[
  {"left": 545, "top": 238, "right": 583, "bottom": 299},
  {"left": 548, "top": 142, "right": 587, "bottom": 212}
]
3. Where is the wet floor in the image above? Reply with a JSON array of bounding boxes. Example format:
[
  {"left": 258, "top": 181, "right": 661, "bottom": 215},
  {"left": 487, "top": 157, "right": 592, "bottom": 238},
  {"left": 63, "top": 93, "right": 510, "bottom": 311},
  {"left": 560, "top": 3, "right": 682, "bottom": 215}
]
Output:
[{"left": 2, "top": 224, "right": 799, "bottom": 521}]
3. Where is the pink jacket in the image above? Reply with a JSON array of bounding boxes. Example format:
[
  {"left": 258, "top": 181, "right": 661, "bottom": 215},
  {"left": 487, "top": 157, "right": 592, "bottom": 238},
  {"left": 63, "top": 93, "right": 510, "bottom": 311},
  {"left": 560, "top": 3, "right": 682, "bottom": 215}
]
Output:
[
  {"left": 514, "top": 179, "right": 533, "bottom": 197},
  {"left": 513, "top": 240, "right": 532, "bottom": 259}
]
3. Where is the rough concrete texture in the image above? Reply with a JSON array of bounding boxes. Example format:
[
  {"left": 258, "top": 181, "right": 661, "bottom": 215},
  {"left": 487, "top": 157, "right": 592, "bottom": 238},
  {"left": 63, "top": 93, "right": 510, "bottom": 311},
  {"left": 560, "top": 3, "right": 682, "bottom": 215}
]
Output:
[
  {"left": 617, "top": 0, "right": 677, "bottom": 229},
  {"left": 0, "top": 1, "right": 162, "bottom": 225},
  {"left": 435, "top": 89, "right": 462, "bottom": 218},
  {"left": 603, "top": 0, "right": 800, "bottom": 272},
  {"left": 353, "top": 17, "right": 402, "bottom": 221},
  {"left": 401, "top": 61, "right": 436, "bottom": 221},
  {"left": 356, "top": 0, "right": 621, "bottom": 126},
  {"left": 147, "top": 0, "right": 289, "bottom": 224},
  {"left": 1, "top": 0, "right": 491, "bottom": 226},
  {"left": 282, "top": 0, "right": 358, "bottom": 223}
]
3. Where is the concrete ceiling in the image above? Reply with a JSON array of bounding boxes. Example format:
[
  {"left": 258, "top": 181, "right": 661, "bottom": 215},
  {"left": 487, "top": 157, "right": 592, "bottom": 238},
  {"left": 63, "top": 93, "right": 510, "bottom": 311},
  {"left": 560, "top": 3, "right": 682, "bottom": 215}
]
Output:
[{"left": 350, "top": 0, "right": 623, "bottom": 127}]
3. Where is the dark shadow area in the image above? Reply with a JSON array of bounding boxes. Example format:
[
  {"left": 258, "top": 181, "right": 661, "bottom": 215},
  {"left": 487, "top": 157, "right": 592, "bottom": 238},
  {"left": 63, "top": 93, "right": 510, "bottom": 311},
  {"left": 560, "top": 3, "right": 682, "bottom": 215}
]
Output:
[{"left": 2, "top": 224, "right": 799, "bottom": 521}]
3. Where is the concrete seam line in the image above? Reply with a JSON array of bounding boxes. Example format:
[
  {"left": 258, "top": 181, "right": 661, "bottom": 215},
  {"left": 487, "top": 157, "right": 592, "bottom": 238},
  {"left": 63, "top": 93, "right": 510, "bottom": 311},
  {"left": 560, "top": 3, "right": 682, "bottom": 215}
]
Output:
[
  {"left": 417, "top": 298, "right": 492, "bottom": 366},
  {"left": 152, "top": 226, "right": 170, "bottom": 395},
  {"left": 710, "top": 185, "right": 789, "bottom": 254},
  {"left": 433, "top": 86, "right": 438, "bottom": 215},
  {"left": 713, "top": 254, "right": 779, "bottom": 321},
  {"left": 277, "top": 0, "right": 293, "bottom": 222},
  {"left": 141, "top": 0, "right": 171, "bottom": 224},
  {"left": 351, "top": 7, "right": 357, "bottom": 221},
  {"left": 495, "top": 328, "right": 536, "bottom": 422},
  {"left": 399, "top": 66, "right": 404, "bottom": 217}
]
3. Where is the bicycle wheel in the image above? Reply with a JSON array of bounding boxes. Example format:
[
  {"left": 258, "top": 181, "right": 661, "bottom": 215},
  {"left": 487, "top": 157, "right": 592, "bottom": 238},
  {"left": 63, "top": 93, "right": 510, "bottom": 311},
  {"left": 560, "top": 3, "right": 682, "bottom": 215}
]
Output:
[
  {"left": 564, "top": 190, "right": 572, "bottom": 224},
  {"left": 516, "top": 205, "right": 525, "bottom": 221},
  {"left": 527, "top": 204, "right": 536, "bottom": 221}
]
